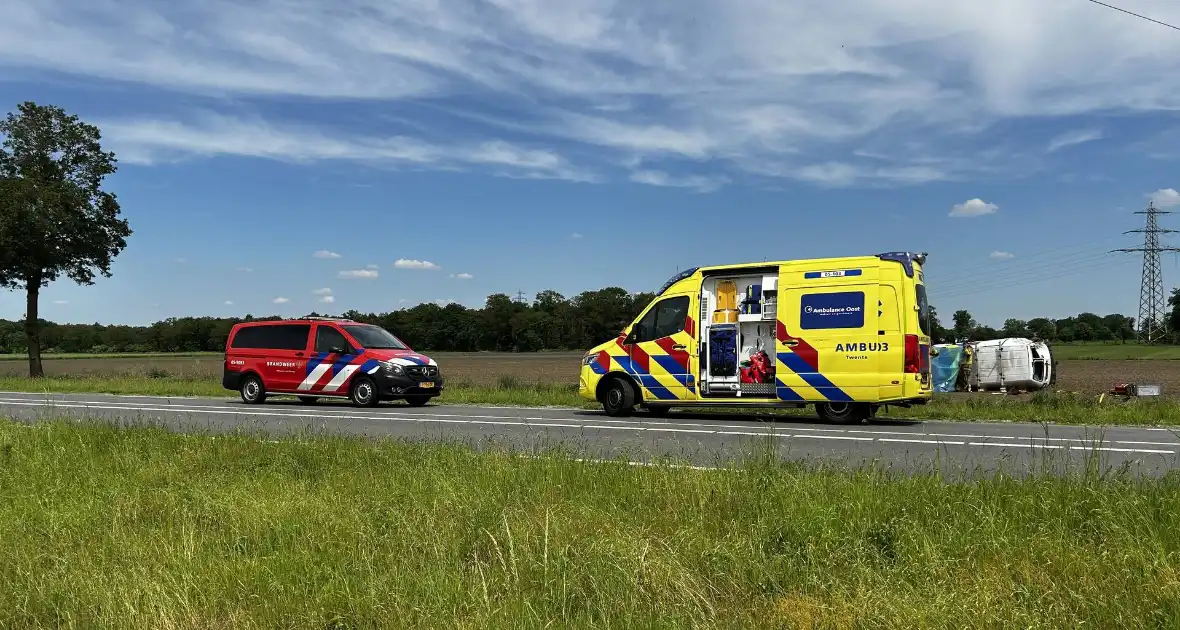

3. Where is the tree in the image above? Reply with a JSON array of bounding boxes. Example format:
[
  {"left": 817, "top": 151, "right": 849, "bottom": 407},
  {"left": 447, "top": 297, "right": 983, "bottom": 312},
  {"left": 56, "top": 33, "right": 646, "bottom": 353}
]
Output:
[
  {"left": 952, "top": 309, "right": 975, "bottom": 341},
  {"left": 0, "top": 102, "right": 132, "bottom": 377}
]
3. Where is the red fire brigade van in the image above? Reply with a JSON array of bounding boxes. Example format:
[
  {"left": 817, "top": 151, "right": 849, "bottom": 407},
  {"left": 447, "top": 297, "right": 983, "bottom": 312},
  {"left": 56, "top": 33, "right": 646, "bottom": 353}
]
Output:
[{"left": 222, "top": 316, "right": 443, "bottom": 407}]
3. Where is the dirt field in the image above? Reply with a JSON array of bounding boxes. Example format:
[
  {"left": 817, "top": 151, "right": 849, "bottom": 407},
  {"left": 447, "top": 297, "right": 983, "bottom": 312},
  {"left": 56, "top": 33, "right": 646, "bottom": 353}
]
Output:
[{"left": 1, "top": 353, "right": 1179, "bottom": 398}]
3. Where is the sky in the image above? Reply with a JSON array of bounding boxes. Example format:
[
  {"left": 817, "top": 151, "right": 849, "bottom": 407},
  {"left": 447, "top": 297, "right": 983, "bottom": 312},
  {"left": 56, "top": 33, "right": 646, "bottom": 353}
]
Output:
[{"left": 2, "top": 0, "right": 1180, "bottom": 328}]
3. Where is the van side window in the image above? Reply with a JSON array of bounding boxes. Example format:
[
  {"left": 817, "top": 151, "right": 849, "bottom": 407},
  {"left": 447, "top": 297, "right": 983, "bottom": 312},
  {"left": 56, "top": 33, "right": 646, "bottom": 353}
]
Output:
[
  {"left": 274, "top": 324, "right": 311, "bottom": 350},
  {"left": 315, "top": 326, "right": 350, "bottom": 353},
  {"left": 230, "top": 326, "right": 264, "bottom": 349},
  {"left": 231, "top": 324, "right": 309, "bottom": 350}
]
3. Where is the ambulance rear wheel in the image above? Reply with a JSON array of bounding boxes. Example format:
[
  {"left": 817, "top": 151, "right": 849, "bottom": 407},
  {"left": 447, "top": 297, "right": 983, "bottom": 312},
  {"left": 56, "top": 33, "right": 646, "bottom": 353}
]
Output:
[
  {"left": 602, "top": 377, "right": 637, "bottom": 417},
  {"left": 349, "top": 376, "right": 380, "bottom": 408},
  {"left": 816, "top": 402, "right": 869, "bottom": 425}
]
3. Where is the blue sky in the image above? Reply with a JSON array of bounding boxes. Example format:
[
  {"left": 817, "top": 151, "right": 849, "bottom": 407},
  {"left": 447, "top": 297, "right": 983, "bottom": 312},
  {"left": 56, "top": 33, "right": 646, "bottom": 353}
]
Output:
[{"left": 2, "top": 0, "right": 1180, "bottom": 328}]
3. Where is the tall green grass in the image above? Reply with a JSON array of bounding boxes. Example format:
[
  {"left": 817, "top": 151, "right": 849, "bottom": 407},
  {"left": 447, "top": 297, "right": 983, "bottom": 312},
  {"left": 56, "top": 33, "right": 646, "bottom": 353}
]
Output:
[
  {"left": 0, "top": 418, "right": 1177, "bottom": 628},
  {"left": 3, "top": 374, "right": 1180, "bottom": 426}
]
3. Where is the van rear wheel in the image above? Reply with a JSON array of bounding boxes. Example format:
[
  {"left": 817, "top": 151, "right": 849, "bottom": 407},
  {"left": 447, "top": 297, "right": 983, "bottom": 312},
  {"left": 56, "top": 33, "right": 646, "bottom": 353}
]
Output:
[
  {"left": 816, "top": 402, "right": 870, "bottom": 424},
  {"left": 240, "top": 374, "right": 266, "bottom": 405}
]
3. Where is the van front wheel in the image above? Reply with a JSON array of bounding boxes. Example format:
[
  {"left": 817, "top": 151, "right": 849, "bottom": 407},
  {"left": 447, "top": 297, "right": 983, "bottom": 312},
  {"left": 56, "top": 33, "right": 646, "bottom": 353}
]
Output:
[
  {"left": 816, "top": 402, "right": 870, "bottom": 425},
  {"left": 349, "top": 376, "right": 380, "bottom": 408}
]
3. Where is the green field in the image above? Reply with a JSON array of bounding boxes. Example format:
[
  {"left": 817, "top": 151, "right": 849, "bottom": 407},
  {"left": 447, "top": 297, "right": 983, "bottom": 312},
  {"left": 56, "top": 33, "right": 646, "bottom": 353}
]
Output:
[
  {"left": 1049, "top": 343, "right": 1180, "bottom": 360},
  {"left": 0, "top": 418, "right": 1176, "bottom": 629}
]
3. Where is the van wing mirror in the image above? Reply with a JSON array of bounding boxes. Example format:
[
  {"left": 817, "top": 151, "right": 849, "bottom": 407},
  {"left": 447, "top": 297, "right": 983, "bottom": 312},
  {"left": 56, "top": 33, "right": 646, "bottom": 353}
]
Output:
[{"left": 329, "top": 345, "right": 348, "bottom": 354}]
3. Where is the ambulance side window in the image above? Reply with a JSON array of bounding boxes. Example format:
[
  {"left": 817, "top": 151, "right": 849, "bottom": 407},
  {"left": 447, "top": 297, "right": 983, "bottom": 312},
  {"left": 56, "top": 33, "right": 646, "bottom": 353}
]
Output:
[
  {"left": 652, "top": 296, "right": 689, "bottom": 339},
  {"left": 315, "top": 326, "right": 350, "bottom": 354},
  {"left": 631, "top": 296, "right": 688, "bottom": 342},
  {"left": 631, "top": 308, "right": 658, "bottom": 343}
]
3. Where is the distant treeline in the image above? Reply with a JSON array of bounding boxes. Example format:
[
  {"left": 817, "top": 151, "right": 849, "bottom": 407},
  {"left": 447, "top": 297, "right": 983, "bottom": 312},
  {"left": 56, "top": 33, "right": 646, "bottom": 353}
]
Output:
[{"left": 0, "top": 287, "right": 1154, "bottom": 355}]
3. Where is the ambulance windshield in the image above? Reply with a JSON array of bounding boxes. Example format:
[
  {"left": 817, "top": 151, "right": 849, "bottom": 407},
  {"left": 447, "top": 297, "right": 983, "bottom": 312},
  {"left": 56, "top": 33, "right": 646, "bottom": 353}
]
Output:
[{"left": 343, "top": 324, "right": 409, "bottom": 350}]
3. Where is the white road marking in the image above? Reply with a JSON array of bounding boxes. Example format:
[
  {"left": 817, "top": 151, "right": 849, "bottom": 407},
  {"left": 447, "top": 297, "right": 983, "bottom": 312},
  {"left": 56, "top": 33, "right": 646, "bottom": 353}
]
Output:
[
  {"left": 966, "top": 442, "right": 1176, "bottom": 455},
  {"left": 1, "top": 396, "right": 1167, "bottom": 445},
  {"left": 0, "top": 396, "right": 1176, "bottom": 456}
]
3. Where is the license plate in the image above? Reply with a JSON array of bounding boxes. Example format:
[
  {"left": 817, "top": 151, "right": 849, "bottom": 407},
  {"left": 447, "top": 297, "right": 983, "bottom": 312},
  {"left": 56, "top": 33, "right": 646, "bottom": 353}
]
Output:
[{"left": 419, "top": 381, "right": 435, "bottom": 389}]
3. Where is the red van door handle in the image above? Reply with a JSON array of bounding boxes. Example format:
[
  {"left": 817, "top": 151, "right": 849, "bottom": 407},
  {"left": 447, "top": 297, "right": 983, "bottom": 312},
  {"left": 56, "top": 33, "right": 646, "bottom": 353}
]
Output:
[{"left": 295, "top": 352, "right": 304, "bottom": 357}]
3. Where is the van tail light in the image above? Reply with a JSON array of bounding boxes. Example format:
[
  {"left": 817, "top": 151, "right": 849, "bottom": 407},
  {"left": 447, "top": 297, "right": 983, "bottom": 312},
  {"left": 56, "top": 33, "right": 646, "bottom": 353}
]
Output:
[{"left": 904, "top": 334, "right": 920, "bottom": 374}]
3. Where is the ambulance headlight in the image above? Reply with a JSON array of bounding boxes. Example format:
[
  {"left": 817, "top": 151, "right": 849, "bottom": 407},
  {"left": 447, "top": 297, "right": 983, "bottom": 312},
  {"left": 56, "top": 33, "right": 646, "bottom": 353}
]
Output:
[
  {"left": 382, "top": 361, "right": 404, "bottom": 375},
  {"left": 582, "top": 353, "right": 596, "bottom": 366}
]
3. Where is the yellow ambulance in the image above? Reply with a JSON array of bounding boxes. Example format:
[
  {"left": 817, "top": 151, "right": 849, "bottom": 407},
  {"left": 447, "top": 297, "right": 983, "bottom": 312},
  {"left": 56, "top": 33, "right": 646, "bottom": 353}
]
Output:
[{"left": 578, "top": 252, "right": 933, "bottom": 423}]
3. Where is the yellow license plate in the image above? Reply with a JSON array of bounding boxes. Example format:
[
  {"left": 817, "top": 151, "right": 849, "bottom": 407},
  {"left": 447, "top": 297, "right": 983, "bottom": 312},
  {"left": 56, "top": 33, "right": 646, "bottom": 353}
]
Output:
[{"left": 419, "top": 381, "right": 435, "bottom": 388}]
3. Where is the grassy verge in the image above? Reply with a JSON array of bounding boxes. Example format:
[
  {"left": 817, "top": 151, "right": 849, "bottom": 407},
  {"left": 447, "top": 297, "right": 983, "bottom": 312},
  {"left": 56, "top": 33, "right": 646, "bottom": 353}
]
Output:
[
  {"left": 0, "top": 351, "right": 222, "bottom": 361},
  {"left": 0, "top": 418, "right": 1178, "bottom": 628},
  {"left": 3, "top": 374, "right": 1180, "bottom": 426}
]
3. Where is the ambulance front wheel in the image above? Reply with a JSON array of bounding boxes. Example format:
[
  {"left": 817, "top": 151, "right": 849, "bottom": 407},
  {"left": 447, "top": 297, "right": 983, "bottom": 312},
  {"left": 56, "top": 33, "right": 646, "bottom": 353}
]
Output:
[
  {"left": 601, "top": 377, "right": 637, "bottom": 417},
  {"left": 816, "top": 402, "right": 870, "bottom": 424}
]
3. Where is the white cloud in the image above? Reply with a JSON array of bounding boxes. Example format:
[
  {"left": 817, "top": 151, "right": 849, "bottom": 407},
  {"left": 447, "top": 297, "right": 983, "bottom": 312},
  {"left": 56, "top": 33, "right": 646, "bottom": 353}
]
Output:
[
  {"left": 394, "top": 259, "right": 440, "bottom": 270},
  {"left": 1047, "top": 128, "right": 1103, "bottom": 153},
  {"left": 314, "top": 249, "right": 342, "bottom": 259},
  {"left": 10, "top": 0, "right": 1180, "bottom": 188},
  {"left": 236, "top": 267, "right": 254, "bottom": 273},
  {"left": 224, "top": 300, "right": 234, "bottom": 305},
  {"left": 451, "top": 272, "right": 474, "bottom": 280},
  {"left": 52, "top": 300, "right": 68, "bottom": 305},
  {"left": 312, "top": 287, "right": 333, "bottom": 295},
  {"left": 339, "top": 269, "right": 379, "bottom": 279},
  {"left": 318, "top": 295, "right": 336, "bottom": 304},
  {"left": 950, "top": 198, "right": 998, "bottom": 218},
  {"left": 99, "top": 112, "right": 594, "bottom": 182},
  {"left": 571, "top": 232, "right": 584, "bottom": 239},
  {"left": 1149, "top": 188, "right": 1180, "bottom": 208},
  {"left": 273, "top": 297, "right": 289, "bottom": 304},
  {"left": 629, "top": 170, "right": 729, "bottom": 193},
  {"left": 989, "top": 250, "right": 1015, "bottom": 260}
]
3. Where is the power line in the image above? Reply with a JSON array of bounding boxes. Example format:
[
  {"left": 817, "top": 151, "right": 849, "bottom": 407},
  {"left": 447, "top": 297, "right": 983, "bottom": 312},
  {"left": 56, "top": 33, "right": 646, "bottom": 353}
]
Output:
[
  {"left": 1085, "top": 0, "right": 1180, "bottom": 31},
  {"left": 929, "top": 256, "right": 1136, "bottom": 302},
  {"left": 930, "top": 249, "right": 1114, "bottom": 289},
  {"left": 927, "top": 234, "right": 1122, "bottom": 286}
]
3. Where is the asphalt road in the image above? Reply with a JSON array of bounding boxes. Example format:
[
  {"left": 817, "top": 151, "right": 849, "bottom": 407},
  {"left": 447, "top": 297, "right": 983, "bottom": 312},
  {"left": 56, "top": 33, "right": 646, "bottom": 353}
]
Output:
[{"left": 2, "top": 391, "right": 1179, "bottom": 477}]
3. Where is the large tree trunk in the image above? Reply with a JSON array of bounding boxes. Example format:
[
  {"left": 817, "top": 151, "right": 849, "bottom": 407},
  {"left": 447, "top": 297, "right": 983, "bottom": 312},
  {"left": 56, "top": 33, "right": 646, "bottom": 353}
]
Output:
[{"left": 25, "top": 278, "right": 43, "bottom": 378}]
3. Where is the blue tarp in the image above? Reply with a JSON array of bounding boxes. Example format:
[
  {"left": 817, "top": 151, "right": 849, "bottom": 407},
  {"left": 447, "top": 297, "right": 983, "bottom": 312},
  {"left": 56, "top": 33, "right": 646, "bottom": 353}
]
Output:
[{"left": 931, "top": 344, "right": 963, "bottom": 393}]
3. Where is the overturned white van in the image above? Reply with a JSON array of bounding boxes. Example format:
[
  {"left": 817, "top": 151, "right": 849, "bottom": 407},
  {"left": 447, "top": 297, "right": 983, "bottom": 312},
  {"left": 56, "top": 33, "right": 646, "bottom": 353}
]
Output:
[{"left": 968, "top": 338, "right": 1054, "bottom": 392}]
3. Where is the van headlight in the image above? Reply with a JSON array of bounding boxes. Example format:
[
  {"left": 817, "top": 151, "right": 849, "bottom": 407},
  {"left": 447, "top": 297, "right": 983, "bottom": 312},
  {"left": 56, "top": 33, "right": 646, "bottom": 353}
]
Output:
[
  {"left": 382, "top": 361, "right": 404, "bottom": 375},
  {"left": 582, "top": 353, "right": 597, "bottom": 366}
]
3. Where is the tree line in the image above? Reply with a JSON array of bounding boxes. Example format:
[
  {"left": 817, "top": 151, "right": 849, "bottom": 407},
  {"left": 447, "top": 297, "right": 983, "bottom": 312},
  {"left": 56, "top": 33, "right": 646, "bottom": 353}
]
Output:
[{"left": 0, "top": 293, "right": 1155, "bottom": 356}]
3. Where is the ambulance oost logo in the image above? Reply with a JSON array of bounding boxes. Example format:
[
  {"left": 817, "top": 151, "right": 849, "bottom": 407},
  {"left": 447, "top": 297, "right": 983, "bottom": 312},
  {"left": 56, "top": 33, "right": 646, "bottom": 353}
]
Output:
[{"left": 804, "top": 305, "right": 814, "bottom": 313}]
